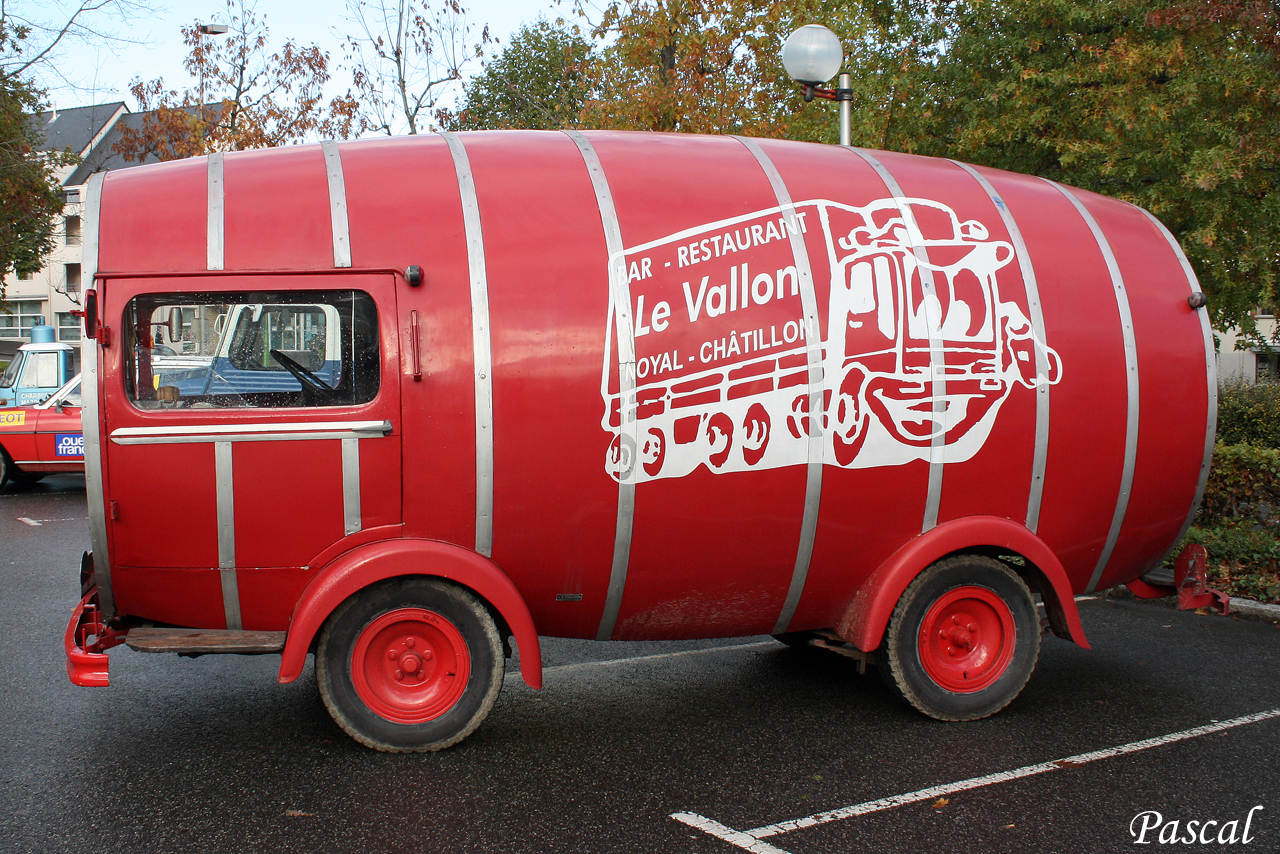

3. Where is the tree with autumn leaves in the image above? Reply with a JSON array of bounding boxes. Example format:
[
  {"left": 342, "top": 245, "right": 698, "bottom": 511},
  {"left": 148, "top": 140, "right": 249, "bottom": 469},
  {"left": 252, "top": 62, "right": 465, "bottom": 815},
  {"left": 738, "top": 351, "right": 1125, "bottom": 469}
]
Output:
[
  {"left": 866, "top": 0, "right": 1280, "bottom": 340},
  {"left": 106, "top": 0, "right": 1280, "bottom": 333},
  {"left": 457, "top": 0, "right": 1278, "bottom": 337},
  {"left": 113, "top": 0, "right": 356, "bottom": 161}
]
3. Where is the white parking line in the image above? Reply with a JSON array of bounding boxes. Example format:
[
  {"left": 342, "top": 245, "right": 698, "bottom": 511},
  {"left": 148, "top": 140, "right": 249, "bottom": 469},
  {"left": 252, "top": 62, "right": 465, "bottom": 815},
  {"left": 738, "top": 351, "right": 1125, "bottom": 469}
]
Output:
[
  {"left": 673, "top": 707, "right": 1280, "bottom": 854},
  {"left": 505, "top": 640, "right": 776, "bottom": 682},
  {"left": 16, "top": 516, "right": 86, "bottom": 526}
]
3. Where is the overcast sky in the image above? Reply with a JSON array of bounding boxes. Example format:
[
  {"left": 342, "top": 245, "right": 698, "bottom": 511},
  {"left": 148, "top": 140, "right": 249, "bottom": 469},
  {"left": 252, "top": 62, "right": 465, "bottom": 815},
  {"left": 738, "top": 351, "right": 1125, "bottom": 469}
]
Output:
[{"left": 32, "top": 0, "right": 567, "bottom": 113}]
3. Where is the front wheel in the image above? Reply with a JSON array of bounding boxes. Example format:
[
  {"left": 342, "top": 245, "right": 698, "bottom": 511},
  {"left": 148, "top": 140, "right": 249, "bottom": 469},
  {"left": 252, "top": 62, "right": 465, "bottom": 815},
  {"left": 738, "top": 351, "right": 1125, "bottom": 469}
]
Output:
[
  {"left": 316, "top": 576, "right": 504, "bottom": 752},
  {"left": 878, "top": 555, "right": 1039, "bottom": 721}
]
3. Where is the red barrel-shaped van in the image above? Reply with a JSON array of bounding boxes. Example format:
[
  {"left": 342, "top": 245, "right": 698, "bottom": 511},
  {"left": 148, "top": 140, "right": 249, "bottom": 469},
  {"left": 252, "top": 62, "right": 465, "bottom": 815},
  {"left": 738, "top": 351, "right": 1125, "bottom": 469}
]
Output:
[{"left": 64, "top": 130, "right": 1215, "bottom": 751}]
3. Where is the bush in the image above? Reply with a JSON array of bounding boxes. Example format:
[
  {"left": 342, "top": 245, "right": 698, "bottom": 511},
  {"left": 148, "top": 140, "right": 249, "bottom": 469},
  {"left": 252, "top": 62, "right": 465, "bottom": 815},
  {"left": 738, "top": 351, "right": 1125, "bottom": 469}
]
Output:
[
  {"left": 1182, "top": 445, "right": 1280, "bottom": 604},
  {"left": 1186, "top": 522, "right": 1280, "bottom": 604},
  {"left": 1216, "top": 380, "right": 1280, "bottom": 448},
  {"left": 1198, "top": 442, "right": 1280, "bottom": 524},
  {"left": 1180, "top": 442, "right": 1280, "bottom": 604}
]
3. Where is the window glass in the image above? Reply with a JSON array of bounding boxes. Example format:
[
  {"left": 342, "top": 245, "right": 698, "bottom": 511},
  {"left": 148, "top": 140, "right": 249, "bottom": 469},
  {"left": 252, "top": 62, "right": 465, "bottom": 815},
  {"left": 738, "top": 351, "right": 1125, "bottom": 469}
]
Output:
[
  {"left": 0, "top": 357, "right": 20, "bottom": 388},
  {"left": 0, "top": 300, "right": 45, "bottom": 337},
  {"left": 124, "top": 290, "right": 380, "bottom": 409},
  {"left": 57, "top": 312, "right": 81, "bottom": 342},
  {"left": 19, "top": 352, "right": 59, "bottom": 388}
]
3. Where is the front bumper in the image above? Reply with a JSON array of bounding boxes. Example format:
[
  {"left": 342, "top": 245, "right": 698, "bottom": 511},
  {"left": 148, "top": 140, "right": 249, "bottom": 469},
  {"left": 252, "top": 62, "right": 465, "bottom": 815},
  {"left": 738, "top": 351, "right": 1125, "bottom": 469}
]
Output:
[{"left": 64, "top": 587, "right": 126, "bottom": 687}]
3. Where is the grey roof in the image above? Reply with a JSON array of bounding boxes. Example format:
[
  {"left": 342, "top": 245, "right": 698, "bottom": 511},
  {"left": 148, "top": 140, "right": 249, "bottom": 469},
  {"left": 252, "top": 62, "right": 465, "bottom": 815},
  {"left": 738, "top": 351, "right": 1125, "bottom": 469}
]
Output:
[
  {"left": 30, "top": 102, "right": 127, "bottom": 158},
  {"left": 64, "top": 110, "right": 163, "bottom": 186}
]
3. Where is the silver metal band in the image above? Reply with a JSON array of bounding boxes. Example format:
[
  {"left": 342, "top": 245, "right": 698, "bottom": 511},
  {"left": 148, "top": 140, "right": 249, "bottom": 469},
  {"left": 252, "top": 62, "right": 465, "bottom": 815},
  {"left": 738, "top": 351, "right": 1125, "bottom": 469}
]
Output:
[
  {"left": 215, "top": 441, "right": 235, "bottom": 569},
  {"left": 734, "top": 137, "right": 824, "bottom": 635},
  {"left": 207, "top": 152, "right": 225, "bottom": 271},
  {"left": 849, "top": 148, "right": 946, "bottom": 532},
  {"left": 109, "top": 420, "right": 391, "bottom": 445},
  {"left": 440, "top": 132, "right": 496, "bottom": 559},
  {"left": 1140, "top": 208, "right": 1217, "bottom": 560},
  {"left": 564, "top": 129, "right": 635, "bottom": 642},
  {"left": 950, "top": 160, "right": 1052, "bottom": 532},
  {"left": 321, "top": 141, "right": 352, "bottom": 268},
  {"left": 1049, "top": 181, "right": 1139, "bottom": 592},
  {"left": 341, "top": 437, "right": 362, "bottom": 536},
  {"left": 220, "top": 569, "right": 242, "bottom": 631},
  {"left": 81, "top": 171, "right": 115, "bottom": 617}
]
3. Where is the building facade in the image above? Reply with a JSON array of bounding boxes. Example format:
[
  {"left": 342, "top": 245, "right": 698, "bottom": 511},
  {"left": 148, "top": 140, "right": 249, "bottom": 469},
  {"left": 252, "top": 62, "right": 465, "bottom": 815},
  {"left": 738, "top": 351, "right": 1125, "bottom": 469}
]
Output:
[{"left": 1, "top": 102, "right": 157, "bottom": 360}]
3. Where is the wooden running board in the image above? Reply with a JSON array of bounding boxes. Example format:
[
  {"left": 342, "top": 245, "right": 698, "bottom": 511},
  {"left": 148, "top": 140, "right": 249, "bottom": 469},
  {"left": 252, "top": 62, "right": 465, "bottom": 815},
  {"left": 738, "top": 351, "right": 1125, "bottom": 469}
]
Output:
[{"left": 125, "top": 628, "right": 287, "bottom": 655}]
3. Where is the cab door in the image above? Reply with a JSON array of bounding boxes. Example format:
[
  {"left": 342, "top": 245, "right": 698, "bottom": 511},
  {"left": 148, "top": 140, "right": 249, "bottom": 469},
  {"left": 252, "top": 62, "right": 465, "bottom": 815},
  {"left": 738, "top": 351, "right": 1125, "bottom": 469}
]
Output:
[
  {"left": 99, "top": 275, "right": 401, "bottom": 632},
  {"left": 32, "top": 377, "right": 84, "bottom": 467}
]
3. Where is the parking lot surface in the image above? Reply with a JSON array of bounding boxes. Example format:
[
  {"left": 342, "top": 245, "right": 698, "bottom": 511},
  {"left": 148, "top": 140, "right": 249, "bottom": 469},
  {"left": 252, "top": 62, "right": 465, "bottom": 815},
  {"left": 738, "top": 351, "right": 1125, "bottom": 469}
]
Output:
[{"left": 3, "top": 477, "right": 1277, "bottom": 853}]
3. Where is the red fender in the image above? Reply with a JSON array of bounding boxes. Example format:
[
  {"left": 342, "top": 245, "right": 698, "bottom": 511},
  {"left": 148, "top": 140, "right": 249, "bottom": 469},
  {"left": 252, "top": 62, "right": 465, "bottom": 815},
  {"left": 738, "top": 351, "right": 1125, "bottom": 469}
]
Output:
[
  {"left": 835, "top": 515, "right": 1089, "bottom": 653},
  {"left": 277, "top": 538, "right": 543, "bottom": 689}
]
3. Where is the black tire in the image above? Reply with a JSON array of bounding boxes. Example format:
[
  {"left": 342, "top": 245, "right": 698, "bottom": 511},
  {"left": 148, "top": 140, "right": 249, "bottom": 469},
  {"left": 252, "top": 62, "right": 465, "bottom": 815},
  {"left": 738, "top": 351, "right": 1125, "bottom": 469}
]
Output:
[
  {"left": 0, "top": 447, "right": 12, "bottom": 491},
  {"left": 878, "top": 555, "right": 1039, "bottom": 721},
  {"left": 316, "top": 576, "right": 504, "bottom": 752}
]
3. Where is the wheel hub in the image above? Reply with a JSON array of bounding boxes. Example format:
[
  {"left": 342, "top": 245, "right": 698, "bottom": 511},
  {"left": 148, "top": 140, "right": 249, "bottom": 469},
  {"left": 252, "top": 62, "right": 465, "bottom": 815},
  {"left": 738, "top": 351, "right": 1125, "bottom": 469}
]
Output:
[
  {"left": 918, "top": 586, "right": 1016, "bottom": 693},
  {"left": 350, "top": 608, "right": 471, "bottom": 724}
]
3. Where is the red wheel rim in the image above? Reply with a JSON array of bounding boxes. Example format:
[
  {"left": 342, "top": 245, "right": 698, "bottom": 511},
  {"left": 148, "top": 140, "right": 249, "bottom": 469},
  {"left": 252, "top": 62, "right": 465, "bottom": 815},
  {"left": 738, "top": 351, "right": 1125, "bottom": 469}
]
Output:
[
  {"left": 350, "top": 608, "right": 471, "bottom": 724},
  {"left": 918, "top": 586, "right": 1016, "bottom": 693}
]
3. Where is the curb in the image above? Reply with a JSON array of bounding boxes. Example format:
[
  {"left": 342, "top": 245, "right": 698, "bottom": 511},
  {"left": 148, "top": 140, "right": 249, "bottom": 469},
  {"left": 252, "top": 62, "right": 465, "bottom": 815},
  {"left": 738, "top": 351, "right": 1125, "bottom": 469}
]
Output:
[
  {"left": 1227, "top": 597, "right": 1280, "bottom": 623},
  {"left": 1101, "top": 587, "right": 1280, "bottom": 624}
]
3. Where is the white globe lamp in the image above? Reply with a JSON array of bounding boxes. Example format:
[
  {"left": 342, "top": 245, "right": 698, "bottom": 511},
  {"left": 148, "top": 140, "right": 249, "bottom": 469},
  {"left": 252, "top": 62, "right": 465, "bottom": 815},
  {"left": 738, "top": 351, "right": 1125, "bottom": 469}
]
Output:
[
  {"left": 782, "top": 25, "right": 843, "bottom": 85},
  {"left": 781, "top": 25, "right": 851, "bottom": 146}
]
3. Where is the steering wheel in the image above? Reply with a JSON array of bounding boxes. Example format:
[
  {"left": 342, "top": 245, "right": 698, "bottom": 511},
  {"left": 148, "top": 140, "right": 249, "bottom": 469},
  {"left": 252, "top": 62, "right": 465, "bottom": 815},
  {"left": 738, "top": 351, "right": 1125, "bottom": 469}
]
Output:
[{"left": 270, "top": 349, "right": 337, "bottom": 405}]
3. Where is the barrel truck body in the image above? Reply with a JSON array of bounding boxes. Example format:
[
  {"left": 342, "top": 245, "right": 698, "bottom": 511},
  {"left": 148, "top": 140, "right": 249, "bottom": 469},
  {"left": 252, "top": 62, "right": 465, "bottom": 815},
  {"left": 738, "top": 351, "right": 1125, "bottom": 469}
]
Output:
[{"left": 64, "top": 131, "right": 1214, "bottom": 751}]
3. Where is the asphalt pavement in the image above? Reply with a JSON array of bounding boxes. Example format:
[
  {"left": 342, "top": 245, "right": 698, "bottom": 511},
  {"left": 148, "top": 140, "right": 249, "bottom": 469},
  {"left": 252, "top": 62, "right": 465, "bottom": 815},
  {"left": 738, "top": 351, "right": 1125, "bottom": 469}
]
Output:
[{"left": 2, "top": 476, "right": 1278, "bottom": 853}]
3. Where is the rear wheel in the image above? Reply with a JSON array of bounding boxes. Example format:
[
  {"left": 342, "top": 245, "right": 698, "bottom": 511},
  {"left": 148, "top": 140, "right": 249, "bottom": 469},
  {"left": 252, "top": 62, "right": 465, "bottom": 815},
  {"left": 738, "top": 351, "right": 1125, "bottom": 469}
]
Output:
[
  {"left": 316, "top": 576, "right": 504, "bottom": 752},
  {"left": 878, "top": 555, "right": 1039, "bottom": 721}
]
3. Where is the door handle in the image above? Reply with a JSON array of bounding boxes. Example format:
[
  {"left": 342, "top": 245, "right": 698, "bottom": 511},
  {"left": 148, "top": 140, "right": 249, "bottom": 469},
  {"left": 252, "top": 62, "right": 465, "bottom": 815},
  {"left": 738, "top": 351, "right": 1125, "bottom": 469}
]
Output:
[{"left": 410, "top": 310, "right": 422, "bottom": 382}]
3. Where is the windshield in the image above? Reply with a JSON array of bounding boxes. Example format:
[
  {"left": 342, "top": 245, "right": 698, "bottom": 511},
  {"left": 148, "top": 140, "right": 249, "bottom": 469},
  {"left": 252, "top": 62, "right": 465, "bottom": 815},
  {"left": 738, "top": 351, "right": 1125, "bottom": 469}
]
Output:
[{"left": 0, "top": 356, "right": 19, "bottom": 389}]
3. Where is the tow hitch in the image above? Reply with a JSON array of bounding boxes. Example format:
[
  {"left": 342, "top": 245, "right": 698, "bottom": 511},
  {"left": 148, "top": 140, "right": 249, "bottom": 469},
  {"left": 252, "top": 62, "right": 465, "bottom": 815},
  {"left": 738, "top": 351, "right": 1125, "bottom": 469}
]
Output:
[
  {"left": 65, "top": 554, "right": 128, "bottom": 686},
  {"left": 1127, "top": 544, "right": 1231, "bottom": 616}
]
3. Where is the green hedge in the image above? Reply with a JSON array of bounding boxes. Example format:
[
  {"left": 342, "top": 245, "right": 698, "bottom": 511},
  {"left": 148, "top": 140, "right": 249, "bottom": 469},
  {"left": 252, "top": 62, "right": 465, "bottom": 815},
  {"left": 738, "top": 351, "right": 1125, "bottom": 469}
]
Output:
[
  {"left": 1185, "top": 521, "right": 1280, "bottom": 604},
  {"left": 1216, "top": 380, "right": 1280, "bottom": 448},
  {"left": 1186, "top": 442, "right": 1280, "bottom": 604},
  {"left": 1198, "top": 442, "right": 1280, "bottom": 523}
]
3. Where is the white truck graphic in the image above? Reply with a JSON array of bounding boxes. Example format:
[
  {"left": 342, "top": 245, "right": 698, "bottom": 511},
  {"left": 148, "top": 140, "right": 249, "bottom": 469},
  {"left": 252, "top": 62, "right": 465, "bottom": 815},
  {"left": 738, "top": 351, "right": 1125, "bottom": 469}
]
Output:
[{"left": 601, "top": 198, "right": 1062, "bottom": 483}]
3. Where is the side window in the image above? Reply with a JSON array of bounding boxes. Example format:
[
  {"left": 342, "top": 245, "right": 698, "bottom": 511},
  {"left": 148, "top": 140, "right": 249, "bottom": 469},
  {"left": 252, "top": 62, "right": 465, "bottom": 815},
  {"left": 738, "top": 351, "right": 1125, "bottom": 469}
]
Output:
[{"left": 124, "top": 290, "right": 380, "bottom": 409}]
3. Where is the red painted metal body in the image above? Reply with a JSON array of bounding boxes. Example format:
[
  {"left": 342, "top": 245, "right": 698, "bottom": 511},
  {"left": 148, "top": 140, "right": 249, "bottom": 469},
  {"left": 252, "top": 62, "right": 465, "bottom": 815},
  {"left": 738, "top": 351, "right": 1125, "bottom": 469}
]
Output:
[{"left": 64, "top": 131, "right": 1213, "bottom": 699}]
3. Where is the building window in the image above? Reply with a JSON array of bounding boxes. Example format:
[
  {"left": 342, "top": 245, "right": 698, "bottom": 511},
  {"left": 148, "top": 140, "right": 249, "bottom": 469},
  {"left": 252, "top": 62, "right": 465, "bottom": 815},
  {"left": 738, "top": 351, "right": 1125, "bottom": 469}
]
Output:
[
  {"left": 63, "top": 263, "right": 81, "bottom": 295},
  {"left": 57, "top": 312, "right": 81, "bottom": 342},
  {"left": 65, "top": 215, "right": 81, "bottom": 246},
  {"left": 0, "top": 300, "right": 45, "bottom": 338},
  {"left": 64, "top": 189, "right": 81, "bottom": 205},
  {"left": 1258, "top": 351, "right": 1280, "bottom": 383}
]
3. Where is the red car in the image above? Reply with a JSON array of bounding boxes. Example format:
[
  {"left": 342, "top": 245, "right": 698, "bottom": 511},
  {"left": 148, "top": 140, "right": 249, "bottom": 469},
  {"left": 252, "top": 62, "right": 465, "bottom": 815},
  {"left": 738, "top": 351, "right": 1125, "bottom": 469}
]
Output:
[{"left": 0, "top": 374, "right": 84, "bottom": 490}]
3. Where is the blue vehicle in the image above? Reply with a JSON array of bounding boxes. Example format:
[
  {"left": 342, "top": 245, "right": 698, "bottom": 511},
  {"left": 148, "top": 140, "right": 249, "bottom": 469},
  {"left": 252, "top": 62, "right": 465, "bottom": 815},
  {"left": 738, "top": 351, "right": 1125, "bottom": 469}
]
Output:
[{"left": 0, "top": 322, "right": 79, "bottom": 407}]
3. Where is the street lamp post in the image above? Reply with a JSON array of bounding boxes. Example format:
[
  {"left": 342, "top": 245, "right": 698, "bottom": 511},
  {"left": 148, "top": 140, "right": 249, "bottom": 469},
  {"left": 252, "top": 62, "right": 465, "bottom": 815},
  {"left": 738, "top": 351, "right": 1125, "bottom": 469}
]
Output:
[
  {"left": 196, "top": 23, "right": 229, "bottom": 127},
  {"left": 782, "top": 24, "right": 852, "bottom": 147}
]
